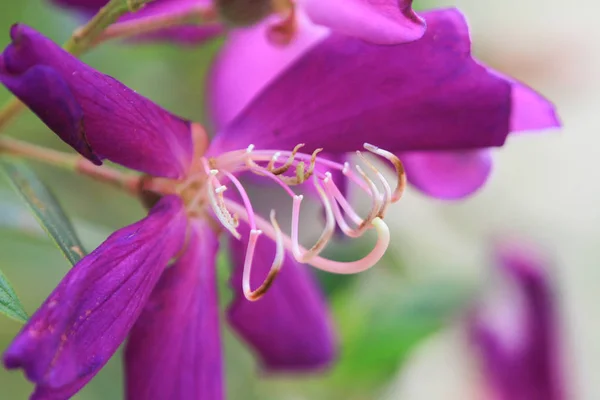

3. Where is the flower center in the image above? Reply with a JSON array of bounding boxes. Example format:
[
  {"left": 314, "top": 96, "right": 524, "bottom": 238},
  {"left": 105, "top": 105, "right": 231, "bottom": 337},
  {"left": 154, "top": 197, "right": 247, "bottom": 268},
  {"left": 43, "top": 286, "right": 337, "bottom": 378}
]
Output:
[{"left": 148, "top": 142, "right": 405, "bottom": 301}]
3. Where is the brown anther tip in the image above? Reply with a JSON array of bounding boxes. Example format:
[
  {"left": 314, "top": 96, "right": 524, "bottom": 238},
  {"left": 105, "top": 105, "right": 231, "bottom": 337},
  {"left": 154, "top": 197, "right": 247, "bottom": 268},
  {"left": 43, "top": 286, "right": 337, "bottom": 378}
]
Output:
[
  {"left": 270, "top": 144, "right": 305, "bottom": 175},
  {"left": 246, "top": 268, "right": 280, "bottom": 301},
  {"left": 390, "top": 158, "right": 407, "bottom": 203}
]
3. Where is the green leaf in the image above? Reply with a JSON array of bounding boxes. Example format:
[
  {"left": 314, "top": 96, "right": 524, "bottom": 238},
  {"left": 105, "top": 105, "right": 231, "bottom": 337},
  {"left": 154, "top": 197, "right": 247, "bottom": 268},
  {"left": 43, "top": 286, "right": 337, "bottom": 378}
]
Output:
[
  {"left": 330, "top": 275, "right": 474, "bottom": 390},
  {"left": 0, "top": 269, "right": 28, "bottom": 322},
  {"left": 0, "top": 157, "right": 86, "bottom": 265}
]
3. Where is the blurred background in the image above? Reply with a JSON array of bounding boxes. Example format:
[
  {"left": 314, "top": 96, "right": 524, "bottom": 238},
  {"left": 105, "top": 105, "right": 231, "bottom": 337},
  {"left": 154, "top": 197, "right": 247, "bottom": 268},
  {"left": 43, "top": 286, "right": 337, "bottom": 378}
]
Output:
[{"left": 0, "top": 0, "right": 594, "bottom": 398}]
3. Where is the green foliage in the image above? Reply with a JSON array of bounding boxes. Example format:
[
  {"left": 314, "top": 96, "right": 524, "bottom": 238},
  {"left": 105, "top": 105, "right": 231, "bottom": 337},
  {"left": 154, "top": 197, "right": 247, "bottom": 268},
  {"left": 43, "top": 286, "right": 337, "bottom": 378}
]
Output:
[
  {"left": 0, "top": 158, "right": 86, "bottom": 266},
  {"left": 330, "top": 274, "right": 473, "bottom": 390},
  {"left": 0, "top": 268, "right": 27, "bottom": 323}
]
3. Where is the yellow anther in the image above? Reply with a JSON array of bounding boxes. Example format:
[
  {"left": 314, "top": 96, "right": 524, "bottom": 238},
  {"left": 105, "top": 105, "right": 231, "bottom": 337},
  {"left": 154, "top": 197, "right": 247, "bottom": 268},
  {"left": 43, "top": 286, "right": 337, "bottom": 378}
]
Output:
[
  {"left": 277, "top": 147, "right": 323, "bottom": 185},
  {"left": 270, "top": 143, "right": 304, "bottom": 175}
]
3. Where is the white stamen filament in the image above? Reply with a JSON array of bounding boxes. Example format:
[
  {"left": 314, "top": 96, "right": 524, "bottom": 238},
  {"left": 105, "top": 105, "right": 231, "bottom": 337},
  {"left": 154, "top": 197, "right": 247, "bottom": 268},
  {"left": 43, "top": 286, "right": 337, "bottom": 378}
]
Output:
[
  {"left": 363, "top": 143, "right": 406, "bottom": 202},
  {"left": 356, "top": 151, "right": 392, "bottom": 217},
  {"left": 227, "top": 198, "right": 390, "bottom": 274},
  {"left": 241, "top": 211, "right": 285, "bottom": 301},
  {"left": 223, "top": 171, "right": 257, "bottom": 231},
  {"left": 355, "top": 164, "right": 383, "bottom": 232},
  {"left": 178, "top": 143, "right": 401, "bottom": 299},
  {"left": 323, "top": 172, "right": 363, "bottom": 225},
  {"left": 290, "top": 177, "right": 336, "bottom": 262},
  {"left": 206, "top": 174, "right": 241, "bottom": 239}
]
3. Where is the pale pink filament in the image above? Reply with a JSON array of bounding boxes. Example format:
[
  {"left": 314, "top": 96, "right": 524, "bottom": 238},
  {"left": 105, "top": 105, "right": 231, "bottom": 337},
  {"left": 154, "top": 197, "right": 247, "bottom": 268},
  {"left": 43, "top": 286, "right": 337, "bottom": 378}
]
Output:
[
  {"left": 184, "top": 143, "right": 401, "bottom": 297},
  {"left": 226, "top": 199, "right": 390, "bottom": 274}
]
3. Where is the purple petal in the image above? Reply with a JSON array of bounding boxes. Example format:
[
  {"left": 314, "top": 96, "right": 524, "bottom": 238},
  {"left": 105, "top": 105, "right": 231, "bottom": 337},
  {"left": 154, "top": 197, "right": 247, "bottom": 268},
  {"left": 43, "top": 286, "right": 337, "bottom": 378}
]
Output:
[
  {"left": 3, "top": 196, "right": 187, "bottom": 399},
  {"left": 509, "top": 81, "right": 561, "bottom": 133},
  {"left": 207, "top": 14, "right": 327, "bottom": 131},
  {"left": 125, "top": 219, "right": 223, "bottom": 400},
  {"left": 0, "top": 25, "right": 193, "bottom": 178},
  {"left": 210, "top": 9, "right": 557, "bottom": 155},
  {"left": 483, "top": 69, "right": 560, "bottom": 133},
  {"left": 50, "top": 0, "right": 106, "bottom": 11},
  {"left": 299, "top": 0, "right": 425, "bottom": 44},
  {"left": 227, "top": 226, "right": 336, "bottom": 371},
  {"left": 51, "top": 0, "right": 223, "bottom": 44},
  {"left": 401, "top": 149, "right": 493, "bottom": 200},
  {"left": 470, "top": 241, "right": 564, "bottom": 400}
]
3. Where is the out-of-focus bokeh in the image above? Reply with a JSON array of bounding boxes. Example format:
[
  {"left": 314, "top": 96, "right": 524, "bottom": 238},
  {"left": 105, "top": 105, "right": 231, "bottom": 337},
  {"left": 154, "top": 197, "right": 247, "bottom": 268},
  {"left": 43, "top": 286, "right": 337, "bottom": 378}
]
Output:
[{"left": 0, "top": 0, "right": 594, "bottom": 399}]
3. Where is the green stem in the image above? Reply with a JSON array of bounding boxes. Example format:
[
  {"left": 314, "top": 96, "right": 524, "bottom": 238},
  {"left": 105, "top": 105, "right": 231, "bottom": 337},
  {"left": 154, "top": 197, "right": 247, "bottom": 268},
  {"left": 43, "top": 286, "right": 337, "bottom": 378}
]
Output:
[
  {"left": 64, "top": 0, "right": 155, "bottom": 55},
  {"left": 0, "top": 98, "right": 25, "bottom": 133},
  {"left": 96, "top": 4, "right": 217, "bottom": 45},
  {"left": 0, "top": 137, "right": 141, "bottom": 195}
]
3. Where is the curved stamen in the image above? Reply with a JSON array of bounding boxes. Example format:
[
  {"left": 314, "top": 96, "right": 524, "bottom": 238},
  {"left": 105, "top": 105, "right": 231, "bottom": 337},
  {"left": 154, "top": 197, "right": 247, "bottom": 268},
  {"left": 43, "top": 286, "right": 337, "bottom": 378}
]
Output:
[
  {"left": 355, "top": 164, "right": 382, "bottom": 230},
  {"left": 356, "top": 151, "right": 392, "bottom": 218},
  {"left": 242, "top": 146, "right": 316, "bottom": 190},
  {"left": 323, "top": 174, "right": 375, "bottom": 239},
  {"left": 206, "top": 171, "right": 241, "bottom": 239},
  {"left": 322, "top": 174, "right": 368, "bottom": 237},
  {"left": 270, "top": 143, "right": 304, "bottom": 175},
  {"left": 195, "top": 143, "right": 403, "bottom": 278},
  {"left": 341, "top": 163, "right": 372, "bottom": 194},
  {"left": 223, "top": 171, "right": 257, "bottom": 231},
  {"left": 242, "top": 210, "right": 285, "bottom": 301},
  {"left": 277, "top": 148, "right": 323, "bottom": 185},
  {"left": 363, "top": 143, "right": 406, "bottom": 202},
  {"left": 290, "top": 176, "right": 336, "bottom": 262},
  {"left": 326, "top": 189, "right": 357, "bottom": 237},
  {"left": 226, "top": 199, "right": 390, "bottom": 274},
  {"left": 246, "top": 164, "right": 297, "bottom": 198},
  {"left": 323, "top": 172, "right": 363, "bottom": 225},
  {"left": 267, "top": 151, "right": 281, "bottom": 171}
]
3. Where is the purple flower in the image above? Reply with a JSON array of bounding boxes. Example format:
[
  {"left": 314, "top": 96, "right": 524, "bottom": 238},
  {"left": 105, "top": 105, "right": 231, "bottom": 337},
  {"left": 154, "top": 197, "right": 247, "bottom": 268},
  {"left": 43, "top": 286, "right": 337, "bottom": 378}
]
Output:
[
  {"left": 52, "top": 0, "right": 427, "bottom": 46},
  {"left": 470, "top": 242, "right": 565, "bottom": 400},
  {"left": 296, "top": 0, "right": 425, "bottom": 44},
  {"left": 0, "top": 5, "right": 559, "bottom": 397},
  {"left": 4, "top": 196, "right": 189, "bottom": 398},
  {"left": 208, "top": 7, "right": 560, "bottom": 199},
  {"left": 50, "top": 0, "right": 222, "bottom": 44},
  {"left": 0, "top": 24, "right": 412, "bottom": 399}
]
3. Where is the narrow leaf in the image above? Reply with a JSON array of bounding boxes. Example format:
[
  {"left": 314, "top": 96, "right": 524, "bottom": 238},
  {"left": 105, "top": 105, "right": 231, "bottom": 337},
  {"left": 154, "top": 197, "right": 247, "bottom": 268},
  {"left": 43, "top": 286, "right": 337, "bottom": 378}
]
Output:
[
  {"left": 0, "top": 157, "right": 86, "bottom": 265},
  {"left": 0, "top": 269, "right": 28, "bottom": 323}
]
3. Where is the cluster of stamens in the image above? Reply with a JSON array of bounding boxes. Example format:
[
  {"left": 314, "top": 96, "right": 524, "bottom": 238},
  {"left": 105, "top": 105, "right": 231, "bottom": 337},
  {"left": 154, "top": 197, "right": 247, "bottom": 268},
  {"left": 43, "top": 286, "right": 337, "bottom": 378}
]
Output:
[{"left": 171, "top": 143, "right": 406, "bottom": 301}]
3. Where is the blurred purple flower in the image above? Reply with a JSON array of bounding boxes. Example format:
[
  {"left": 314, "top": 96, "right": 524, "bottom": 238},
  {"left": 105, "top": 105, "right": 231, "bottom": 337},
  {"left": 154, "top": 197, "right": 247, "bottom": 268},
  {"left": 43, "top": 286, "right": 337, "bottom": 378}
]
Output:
[
  {"left": 50, "top": 0, "right": 222, "bottom": 44},
  {"left": 52, "top": 0, "right": 428, "bottom": 45},
  {"left": 470, "top": 242, "right": 565, "bottom": 400},
  {"left": 295, "top": 0, "right": 425, "bottom": 44},
  {"left": 208, "top": 8, "right": 560, "bottom": 199}
]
